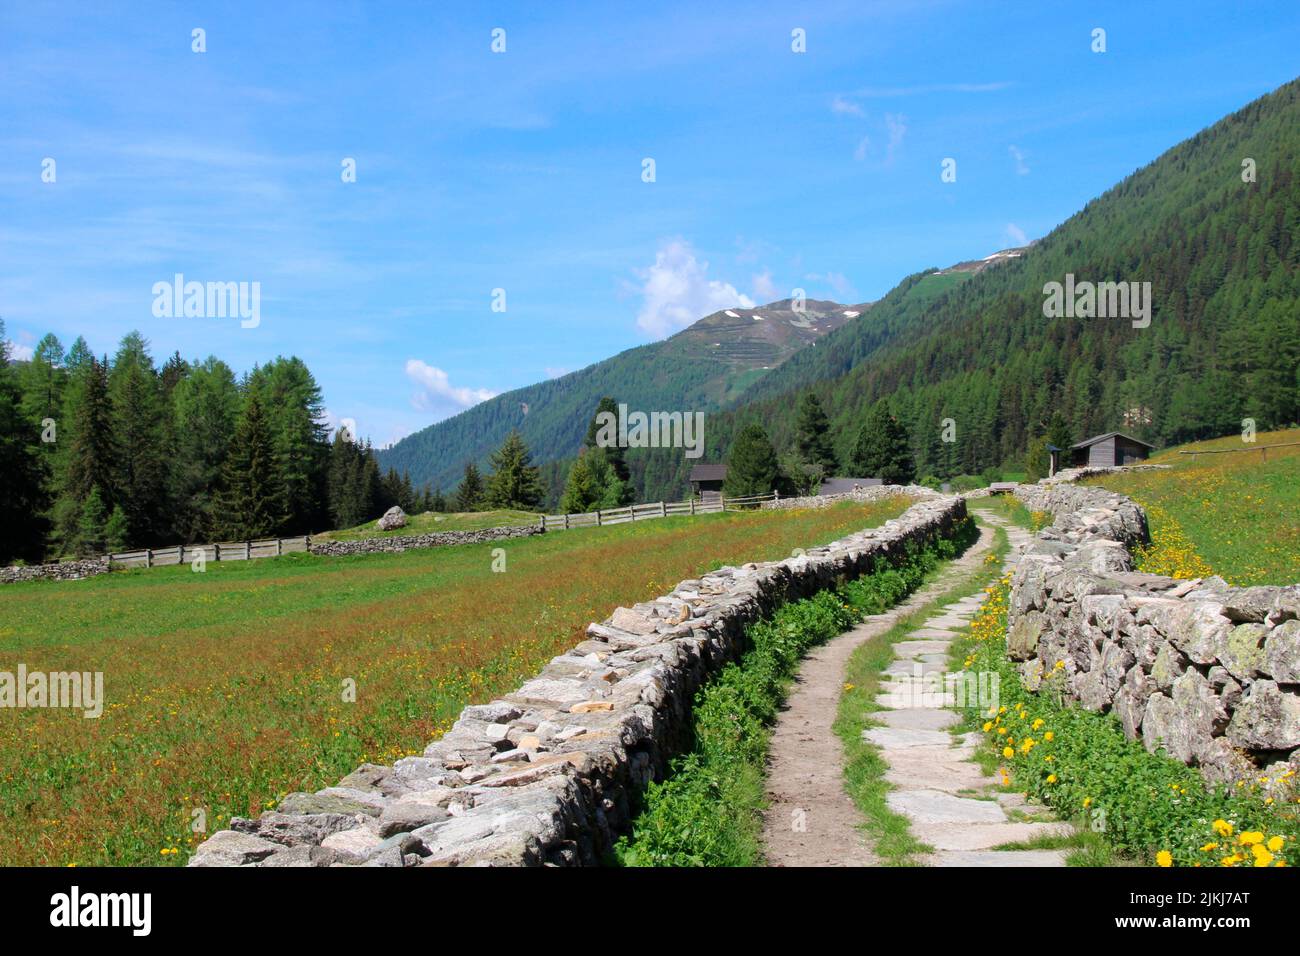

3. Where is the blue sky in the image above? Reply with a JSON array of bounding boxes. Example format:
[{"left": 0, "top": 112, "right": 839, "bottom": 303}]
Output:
[{"left": 2, "top": 1, "right": 1297, "bottom": 445}]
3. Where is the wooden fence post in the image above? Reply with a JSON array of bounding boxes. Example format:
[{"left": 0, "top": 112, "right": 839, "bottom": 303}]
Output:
[
  {"left": 245, "top": 541, "right": 251, "bottom": 560},
  {"left": 596, "top": 510, "right": 602, "bottom": 526},
  {"left": 145, "top": 549, "right": 153, "bottom": 568},
  {"left": 659, "top": 500, "right": 666, "bottom": 517},
  {"left": 564, "top": 513, "right": 570, "bottom": 530},
  {"left": 690, "top": 497, "right": 695, "bottom": 515}
]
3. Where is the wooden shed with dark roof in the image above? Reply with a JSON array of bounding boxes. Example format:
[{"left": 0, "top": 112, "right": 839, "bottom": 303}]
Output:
[
  {"left": 688, "top": 463, "right": 727, "bottom": 500},
  {"left": 1070, "top": 432, "right": 1156, "bottom": 468}
]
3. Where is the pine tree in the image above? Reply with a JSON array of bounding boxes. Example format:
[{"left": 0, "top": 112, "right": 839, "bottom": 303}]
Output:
[
  {"left": 109, "top": 332, "right": 168, "bottom": 545},
  {"left": 485, "top": 431, "right": 543, "bottom": 509},
  {"left": 0, "top": 320, "right": 51, "bottom": 563},
  {"left": 57, "top": 355, "right": 116, "bottom": 552},
  {"left": 430, "top": 487, "right": 447, "bottom": 512},
  {"left": 171, "top": 357, "right": 239, "bottom": 542},
  {"left": 217, "top": 391, "right": 281, "bottom": 540},
  {"left": 76, "top": 484, "right": 109, "bottom": 557},
  {"left": 795, "top": 391, "right": 837, "bottom": 472},
  {"left": 103, "top": 504, "right": 129, "bottom": 553},
  {"left": 849, "top": 402, "right": 916, "bottom": 485},
  {"left": 455, "top": 462, "right": 485, "bottom": 512},
  {"left": 723, "top": 423, "right": 780, "bottom": 497},
  {"left": 560, "top": 451, "right": 600, "bottom": 514}
]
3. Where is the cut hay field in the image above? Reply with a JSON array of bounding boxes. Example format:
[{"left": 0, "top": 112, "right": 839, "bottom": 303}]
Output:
[
  {"left": 0, "top": 497, "right": 908, "bottom": 866},
  {"left": 1088, "top": 428, "right": 1300, "bottom": 586}
]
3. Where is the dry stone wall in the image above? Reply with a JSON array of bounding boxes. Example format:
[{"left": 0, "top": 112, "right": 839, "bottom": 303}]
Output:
[
  {"left": 0, "top": 557, "right": 109, "bottom": 584},
  {"left": 763, "top": 483, "right": 935, "bottom": 511},
  {"left": 189, "top": 489, "right": 965, "bottom": 867},
  {"left": 1009, "top": 476, "right": 1300, "bottom": 788},
  {"left": 308, "top": 524, "right": 541, "bottom": 557}
]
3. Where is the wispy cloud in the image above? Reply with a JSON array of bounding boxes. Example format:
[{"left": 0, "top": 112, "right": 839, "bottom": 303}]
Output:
[
  {"left": 751, "top": 270, "right": 779, "bottom": 301},
  {"left": 853, "top": 135, "right": 871, "bottom": 162},
  {"left": 632, "top": 239, "right": 754, "bottom": 338},
  {"left": 884, "top": 113, "right": 907, "bottom": 165},
  {"left": 847, "top": 82, "right": 1012, "bottom": 98},
  {"left": 1009, "top": 144, "right": 1029, "bottom": 175},
  {"left": 1005, "top": 223, "right": 1028, "bottom": 245},
  {"left": 804, "top": 271, "right": 856, "bottom": 300},
  {"left": 830, "top": 95, "right": 866, "bottom": 118}
]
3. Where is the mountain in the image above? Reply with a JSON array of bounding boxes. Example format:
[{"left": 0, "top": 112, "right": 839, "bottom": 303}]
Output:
[
  {"left": 377, "top": 298, "right": 866, "bottom": 494},
  {"left": 626, "top": 77, "right": 1300, "bottom": 494}
]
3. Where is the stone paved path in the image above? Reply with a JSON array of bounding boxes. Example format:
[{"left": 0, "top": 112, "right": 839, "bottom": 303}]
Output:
[
  {"left": 870, "top": 511, "right": 1075, "bottom": 866},
  {"left": 762, "top": 521, "right": 997, "bottom": 866}
]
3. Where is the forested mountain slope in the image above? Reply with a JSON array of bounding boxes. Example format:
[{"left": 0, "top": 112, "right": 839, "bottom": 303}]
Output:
[
  {"left": 622, "top": 76, "right": 1300, "bottom": 500},
  {"left": 377, "top": 298, "right": 863, "bottom": 493}
]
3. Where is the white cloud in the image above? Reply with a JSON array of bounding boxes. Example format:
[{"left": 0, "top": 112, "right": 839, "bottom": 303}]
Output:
[
  {"left": 884, "top": 113, "right": 907, "bottom": 165},
  {"left": 1005, "top": 223, "right": 1028, "bottom": 245},
  {"left": 544, "top": 366, "right": 570, "bottom": 379},
  {"left": 853, "top": 135, "right": 871, "bottom": 162},
  {"left": 1009, "top": 144, "right": 1029, "bottom": 175},
  {"left": 633, "top": 239, "right": 754, "bottom": 338},
  {"left": 4, "top": 340, "right": 34, "bottom": 361},
  {"left": 830, "top": 95, "right": 865, "bottom": 118},
  {"left": 751, "top": 270, "right": 779, "bottom": 301},
  {"left": 405, "top": 359, "right": 498, "bottom": 415}
]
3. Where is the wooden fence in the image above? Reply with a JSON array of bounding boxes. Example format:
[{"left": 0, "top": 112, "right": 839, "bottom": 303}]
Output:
[
  {"left": 538, "top": 492, "right": 778, "bottom": 531},
  {"left": 107, "top": 535, "right": 312, "bottom": 569},
  {"left": 105, "top": 491, "right": 784, "bottom": 568},
  {"left": 1178, "top": 440, "right": 1300, "bottom": 463}
]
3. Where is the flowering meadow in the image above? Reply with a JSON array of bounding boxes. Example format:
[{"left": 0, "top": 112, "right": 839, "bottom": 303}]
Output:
[
  {"left": 0, "top": 497, "right": 907, "bottom": 866},
  {"left": 1091, "top": 428, "right": 1300, "bottom": 586}
]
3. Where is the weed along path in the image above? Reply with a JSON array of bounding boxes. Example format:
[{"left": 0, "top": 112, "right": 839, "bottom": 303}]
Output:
[
  {"left": 762, "top": 520, "right": 996, "bottom": 866},
  {"left": 872, "top": 513, "right": 1077, "bottom": 866}
]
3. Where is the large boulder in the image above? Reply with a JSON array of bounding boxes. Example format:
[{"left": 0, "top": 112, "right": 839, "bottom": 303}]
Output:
[{"left": 378, "top": 506, "right": 408, "bottom": 531}]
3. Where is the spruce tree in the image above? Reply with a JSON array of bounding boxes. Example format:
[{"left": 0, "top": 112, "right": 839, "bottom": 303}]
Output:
[
  {"left": 109, "top": 332, "right": 168, "bottom": 545},
  {"left": 0, "top": 321, "right": 51, "bottom": 563},
  {"left": 455, "top": 462, "right": 485, "bottom": 512},
  {"left": 560, "top": 451, "right": 599, "bottom": 514},
  {"left": 849, "top": 402, "right": 916, "bottom": 485},
  {"left": 723, "top": 423, "right": 780, "bottom": 497},
  {"left": 217, "top": 391, "right": 280, "bottom": 540},
  {"left": 486, "top": 431, "right": 543, "bottom": 509},
  {"left": 795, "top": 391, "right": 837, "bottom": 472},
  {"left": 76, "top": 484, "right": 109, "bottom": 557}
]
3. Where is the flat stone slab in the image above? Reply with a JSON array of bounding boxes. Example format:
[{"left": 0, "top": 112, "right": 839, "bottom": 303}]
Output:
[
  {"left": 882, "top": 660, "right": 946, "bottom": 676},
  {"left": 886, "top": 789, "right": 1008, "bottom": 825},
  {"left": 884, "top": 752, "right": 991, "bottom": 793},
  {"left": 928, "top": 849, "right": 1069, "bottom": 867},
  {"left": 875, "top": 692, "right": 955, "bottom": 709},
  {"left": 862, "top": 728, "right": 953, "bottom": 749},
  {"left": 912, "top": 820, "right": 1073, "bottom": 851},
  {"left": 873, "top": 708, "right": 959, "bottom": 732},
  {"left": 892, "top": 640, "right": 951, "bottom": 656},
  {"left": 910, "top": 628, "right": 960, "bottom": 639},
  {"left": 924, "top": 615, "right": 971, "bottom": 629}
]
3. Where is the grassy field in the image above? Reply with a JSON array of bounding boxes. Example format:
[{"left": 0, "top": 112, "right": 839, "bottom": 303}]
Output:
[
  {"left": 1086, "top": 428, "right": 1300, "bottom": 586},
  {"left": 0, "top": 496, "right": 908, "bottom": 866},
  {"left": 314, "top": 508, "right": 541, "bottom": 541}
]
